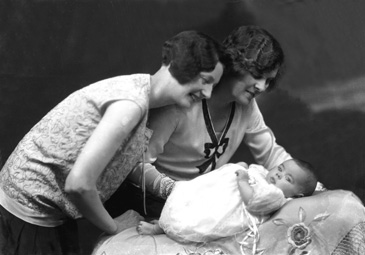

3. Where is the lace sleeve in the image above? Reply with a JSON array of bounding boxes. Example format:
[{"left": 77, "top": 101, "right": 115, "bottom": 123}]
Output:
[
  {"left": 128, "top": 163, "right": 176, "bottom": 200},
  {"left": 155, "top": 174, "right": 176, "bottom": 200}
]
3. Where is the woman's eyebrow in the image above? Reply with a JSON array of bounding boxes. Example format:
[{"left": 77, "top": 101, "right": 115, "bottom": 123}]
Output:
[{"left": 201, "top": 75, "right": 214, "bottom": 82}]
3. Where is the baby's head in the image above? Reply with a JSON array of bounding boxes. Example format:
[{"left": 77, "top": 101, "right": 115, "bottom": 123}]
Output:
[{"left": 266, "top": 158, "right": 317, "bottom": 198}]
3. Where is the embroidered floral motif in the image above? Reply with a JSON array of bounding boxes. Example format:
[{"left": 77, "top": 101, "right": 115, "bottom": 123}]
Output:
[
  {"left": 177, "top": 247, "right": 227, "bottom": 255},
  {"left": 287, "top": 223, "right": 311, "bottom": 250},
  {"left": 272, "top": 207, "right": 330, "bottom": 255}
]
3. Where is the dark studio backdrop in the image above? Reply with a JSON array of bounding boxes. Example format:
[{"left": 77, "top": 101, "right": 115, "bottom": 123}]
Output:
[{"left": 1, "top": 0, "right": 365, "bottom": 253}]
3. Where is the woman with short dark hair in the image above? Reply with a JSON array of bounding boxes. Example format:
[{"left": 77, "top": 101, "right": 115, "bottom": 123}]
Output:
[{"left": 0, "top": 30, "right": 225, "bottom": 255}]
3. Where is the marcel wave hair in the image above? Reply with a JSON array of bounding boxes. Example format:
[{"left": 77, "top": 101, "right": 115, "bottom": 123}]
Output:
[{"left": 223, "top": 25, "right": 285, "bottom": 91}]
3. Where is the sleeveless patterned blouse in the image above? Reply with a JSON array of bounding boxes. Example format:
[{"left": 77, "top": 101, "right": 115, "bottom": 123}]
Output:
[{"left": 0, "top": 74, "right": 151, "bottom": 226}]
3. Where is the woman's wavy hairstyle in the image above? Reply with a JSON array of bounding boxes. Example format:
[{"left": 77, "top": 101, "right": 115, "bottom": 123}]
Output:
[
  {"left": 223, "top": 25, "right": 285, "bottom": 91},
  {"left": 162, "top": 31, "right": 224, "bottom": 85}
]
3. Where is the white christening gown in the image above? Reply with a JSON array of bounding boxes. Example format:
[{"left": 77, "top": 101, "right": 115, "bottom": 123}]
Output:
[{"left": 159, "top": 163, "right": 286, "bottom": 243}]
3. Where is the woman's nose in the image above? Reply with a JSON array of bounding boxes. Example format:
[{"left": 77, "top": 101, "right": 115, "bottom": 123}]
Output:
[
  {"left": 201, "top": 84, "right": 213, "bottom": 99},
  {"left": 254, "top": 79, "right": 268, "bottom": 93}
]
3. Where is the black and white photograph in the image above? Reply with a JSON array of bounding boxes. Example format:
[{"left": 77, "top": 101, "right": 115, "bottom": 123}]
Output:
[{"left": 1, "top": 0, "right": 365, "bottom": 254}]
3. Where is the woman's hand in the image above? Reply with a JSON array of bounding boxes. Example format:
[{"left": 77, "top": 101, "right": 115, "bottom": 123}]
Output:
[
  {"left": 113, "top": 219, "right": 131, "bottom": 235},
  {"left": 113, "top": 210, "right": 145, "bottom": 234}
]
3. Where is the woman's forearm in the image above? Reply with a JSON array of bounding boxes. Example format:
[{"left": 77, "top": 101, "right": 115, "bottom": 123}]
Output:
[
  {"left": 65, "top": 100, "right": 143, "bottom": 234},
  {"left": 67, "top": 186, "right": 117, "bottom": 234}
]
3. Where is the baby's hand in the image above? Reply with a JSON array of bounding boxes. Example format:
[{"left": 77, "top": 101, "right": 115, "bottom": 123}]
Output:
[{"left": 235, "top": 169, "right": 249, "bottom": 182}]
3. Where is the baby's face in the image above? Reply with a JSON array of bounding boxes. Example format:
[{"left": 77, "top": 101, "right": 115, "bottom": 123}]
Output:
[{"left": 266, "top": 160, "right": 306, "bottom": 198}]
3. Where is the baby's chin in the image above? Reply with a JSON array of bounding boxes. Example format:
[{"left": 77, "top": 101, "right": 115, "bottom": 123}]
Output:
[{"left": 267, "top": 176, "right": 275, "bottom": 185}]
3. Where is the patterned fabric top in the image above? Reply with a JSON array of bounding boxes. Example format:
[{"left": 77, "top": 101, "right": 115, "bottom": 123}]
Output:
[{"left": 0, "top": 74, "right": 151, "bottom": 226}]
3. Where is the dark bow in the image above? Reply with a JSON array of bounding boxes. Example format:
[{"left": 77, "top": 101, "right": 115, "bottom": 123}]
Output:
[{"left": 197, "top": 137, "right": 229, "bottom": 173}]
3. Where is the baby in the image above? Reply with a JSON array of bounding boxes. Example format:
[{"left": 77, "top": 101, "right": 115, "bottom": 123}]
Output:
[{"left": 137, "top": 158, "right": 317, "bottom": 243}]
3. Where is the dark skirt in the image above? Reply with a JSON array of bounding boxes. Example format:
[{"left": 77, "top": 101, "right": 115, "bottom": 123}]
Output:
[{"left": 0, "top": 204, "right": 80, "bottom": 255}]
